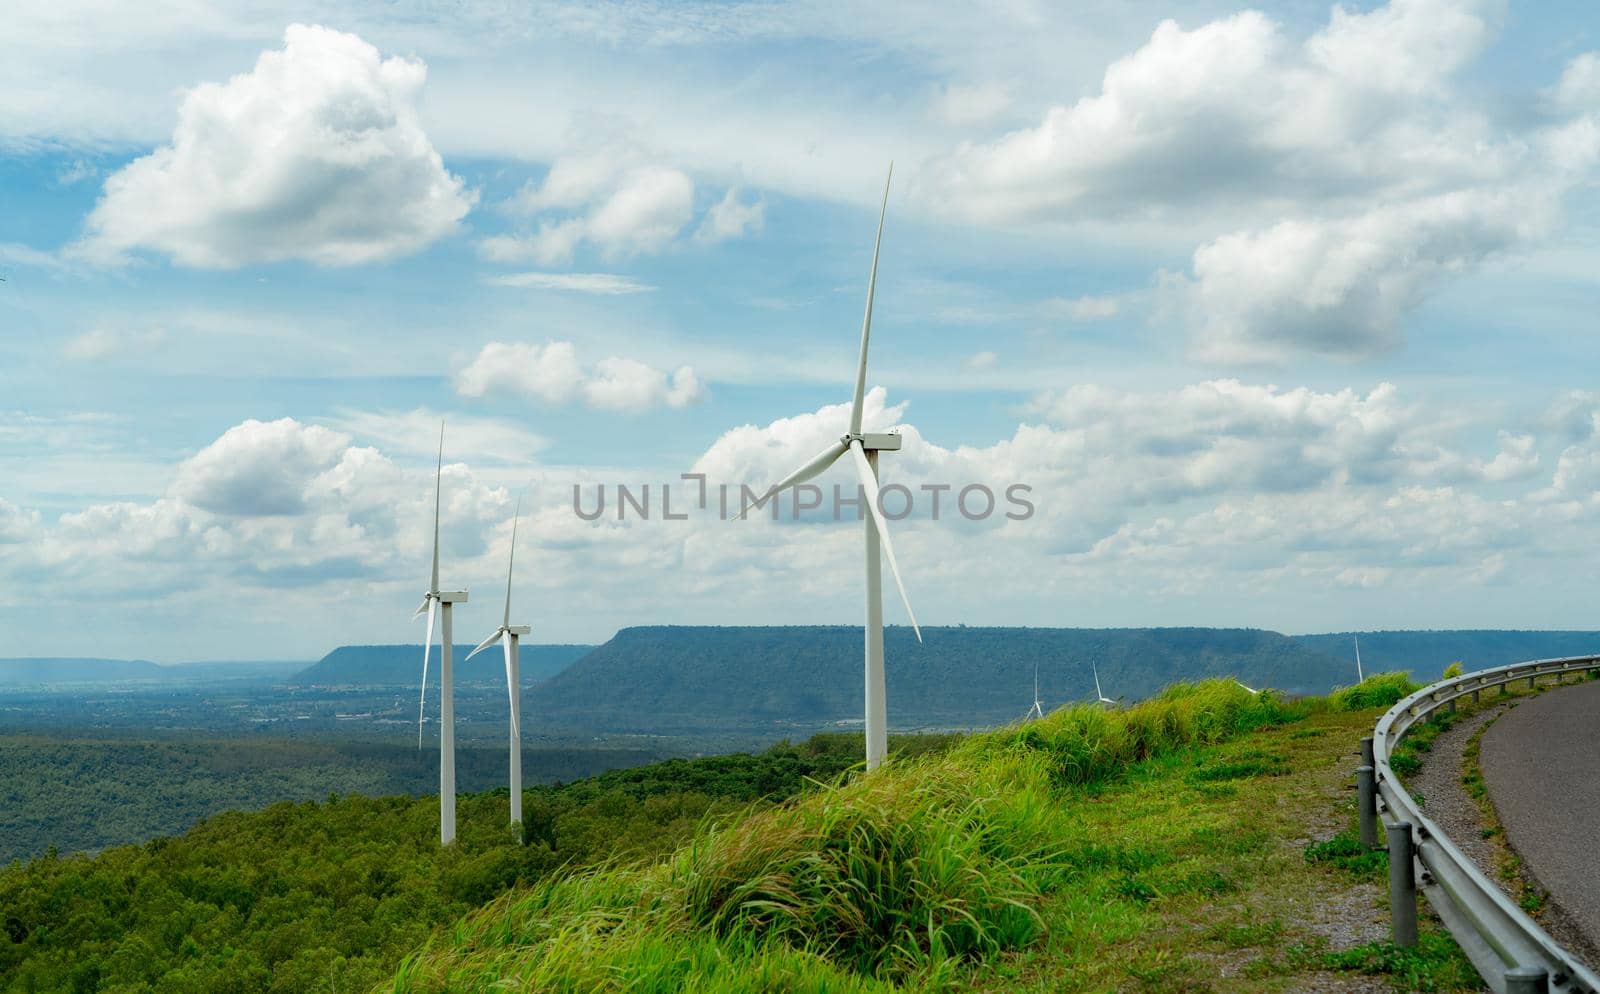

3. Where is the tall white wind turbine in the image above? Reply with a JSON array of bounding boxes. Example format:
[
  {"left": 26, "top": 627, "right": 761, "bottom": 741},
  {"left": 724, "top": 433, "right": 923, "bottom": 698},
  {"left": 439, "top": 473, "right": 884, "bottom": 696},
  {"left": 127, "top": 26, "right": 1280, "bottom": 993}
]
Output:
[
  {"left": 1354, "top": 634, "right": 1364, "bottom": 683},
  {"left": 468, "top": 495, "right": 530, "bottom": 836},
  {"left": 1027, "top": 664, "right": 1045, "bottom": 720},
  {"left": 742, "top": 165, "right": 920, "bottom": 772},
  {"left": 1092, "top": 663, "right": 1117, "bottom": 707},
  {"left": 413, "top": 423, "right": 468, "bottom": 846}
]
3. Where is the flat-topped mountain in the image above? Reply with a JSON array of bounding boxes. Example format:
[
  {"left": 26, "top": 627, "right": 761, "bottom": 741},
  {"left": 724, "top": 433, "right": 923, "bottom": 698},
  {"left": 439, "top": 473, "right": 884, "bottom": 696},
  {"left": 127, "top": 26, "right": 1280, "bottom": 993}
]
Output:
[
  {"left": 530, "top": 625, "right": 1351, "bottom": 733},
  {"left": 292, "top": 644, "right": 595, "bottom": 687},
  {"left": 1291, "top": 630, "right": 1600, "bottom": 682}
]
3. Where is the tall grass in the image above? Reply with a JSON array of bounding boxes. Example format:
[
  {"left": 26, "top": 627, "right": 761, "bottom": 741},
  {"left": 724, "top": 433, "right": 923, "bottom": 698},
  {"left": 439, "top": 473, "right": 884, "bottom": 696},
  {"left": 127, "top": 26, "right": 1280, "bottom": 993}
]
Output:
[
  {"left": 1329, "top": 672, "right": 1420, "bottom": 713},
  {"left": 387, "top": 679, "right": 1290, "bottom": 992}
]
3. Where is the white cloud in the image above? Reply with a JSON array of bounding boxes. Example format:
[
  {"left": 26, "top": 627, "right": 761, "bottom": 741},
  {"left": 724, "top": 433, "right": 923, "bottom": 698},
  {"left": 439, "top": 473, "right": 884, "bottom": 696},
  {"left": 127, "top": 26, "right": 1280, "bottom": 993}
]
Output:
[
  {"left": 583, "top": 357, "right": 704, "bottom": 412},
  {"left": 1553, "top": 52, "right": 1600, "bottom": 111},
  {"left": 454, "top": 342, "right": 584, "bottom": 404},
  {"left": 695, "top": 189, "right": 766, "bottom": 244},
  {"left": 966, "top": 351, "right": 997, "bottom": 370},
  {"left": 482, "top": 271, "right": 655, "bottom": 294},
  {"left": 484, "top": 160, "right": 695, "bottom": 264},
  {"left": 170, "top": 418, "right": 351, "bottom": 516},
  {"left": 62, "top": 327, "right": 167, "bottom": 361},
  {"left": 455, "top": 341, "right": 705, "bottom": 412},
  {"left": 1177, "top": 188, "right": 1546, "bottom": 362},
  {"left": 77, "top": 24, "right": 472, "bottom": 268},
  {"left": 925, "top": 0, "right": 1598, "bottom": 360}
]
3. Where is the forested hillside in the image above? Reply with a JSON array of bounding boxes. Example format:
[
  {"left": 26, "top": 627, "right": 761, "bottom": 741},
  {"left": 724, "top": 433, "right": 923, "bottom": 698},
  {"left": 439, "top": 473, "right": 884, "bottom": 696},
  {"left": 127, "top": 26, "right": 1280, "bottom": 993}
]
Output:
[
  {"left": 1292, "top": 630, "right": 1600, "bottom": 681},
  {"left": 532, "top": 625, "right": 1350, "bottom": 732},
  {"left": 0, "top": 733, "right": 949, "bottom": 993},
  {"left": 0, "top": 737, "right": 661, "bottom": 862},
  {"left": 293, "top": 644, "right": 594, "bottom": 686}
]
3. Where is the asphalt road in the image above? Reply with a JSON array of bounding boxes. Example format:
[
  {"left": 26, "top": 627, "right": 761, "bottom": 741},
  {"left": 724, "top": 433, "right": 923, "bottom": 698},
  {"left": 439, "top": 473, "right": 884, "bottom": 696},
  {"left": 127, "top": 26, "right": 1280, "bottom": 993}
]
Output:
[{"left": 1479, "top": 680, "right": 1600, "bottom": 955}]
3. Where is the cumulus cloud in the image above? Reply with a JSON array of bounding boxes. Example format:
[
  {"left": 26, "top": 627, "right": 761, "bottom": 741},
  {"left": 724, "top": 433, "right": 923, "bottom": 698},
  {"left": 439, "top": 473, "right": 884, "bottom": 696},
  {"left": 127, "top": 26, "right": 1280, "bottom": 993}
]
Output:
[
  {"left": 455, "top": 341, "right": 704, "bottom": 411},
  {"left": 171, "top": 418, "right": 351, "bottom": 515},
  {"left": 483, "top": 161, "right": 695, "bottom": 264},
  {"left": 1178, "top": 189, "right": 1546, "bottom": 361},
  {"left": 78, "top": 24, "right": 472, "bottom": 268},
  {"left": 695, "top": 189, "right": 765, "bottom": 244},
  {"left": 926, "top": 0, "right": 1599, "bottom": 360}
]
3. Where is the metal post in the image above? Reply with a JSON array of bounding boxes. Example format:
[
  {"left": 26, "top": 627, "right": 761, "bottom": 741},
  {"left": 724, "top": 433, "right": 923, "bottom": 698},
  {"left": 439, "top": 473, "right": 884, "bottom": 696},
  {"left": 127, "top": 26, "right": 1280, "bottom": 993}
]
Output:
[
  {"left": 1448, "top": 698, "right": 1457, "bottom": 714},
  {"left": 1505, "top": 966, "right": 1549, "bottom": 994},
  {"left": 1472, "top": 688, "right": 1480, "bottom": 705},
  {"left": 1360, "top": 736, "right": 1375, "bottom": 770},
  {"left": 1388, "top": 821, "right": 1417, "bottom": 947},
  {"left": 1357, "top": 766, "right": 1378, "bottom": 848}
]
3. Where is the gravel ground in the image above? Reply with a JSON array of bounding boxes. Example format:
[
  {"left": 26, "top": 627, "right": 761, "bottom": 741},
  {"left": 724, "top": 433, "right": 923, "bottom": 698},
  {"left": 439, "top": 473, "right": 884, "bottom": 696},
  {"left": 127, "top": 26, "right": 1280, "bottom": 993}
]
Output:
[{"left": 1407, "top": 704, "right": 1511, "bottom": 879}]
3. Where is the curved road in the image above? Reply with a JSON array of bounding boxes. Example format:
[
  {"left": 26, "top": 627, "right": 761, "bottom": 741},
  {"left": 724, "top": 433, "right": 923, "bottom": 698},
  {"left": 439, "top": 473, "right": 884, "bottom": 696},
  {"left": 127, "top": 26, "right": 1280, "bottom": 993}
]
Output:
[{"left": 1479, "top": 679, "right": 1600, "bottom": 959}]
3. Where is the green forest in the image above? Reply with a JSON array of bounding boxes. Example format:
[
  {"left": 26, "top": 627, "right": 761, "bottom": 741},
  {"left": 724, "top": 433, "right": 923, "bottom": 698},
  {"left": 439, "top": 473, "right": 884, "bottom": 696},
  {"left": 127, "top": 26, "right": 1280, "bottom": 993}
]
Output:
[{"left": 0, "top": 732, "right": 952, "bottom": 993}]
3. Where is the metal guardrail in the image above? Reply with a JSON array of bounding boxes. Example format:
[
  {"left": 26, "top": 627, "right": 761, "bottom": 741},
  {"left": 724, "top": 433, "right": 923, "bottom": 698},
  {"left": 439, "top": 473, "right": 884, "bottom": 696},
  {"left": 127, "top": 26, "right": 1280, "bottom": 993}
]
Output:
[{"left": 1359, "top": 655, "right": 1600, "bottom": 994}]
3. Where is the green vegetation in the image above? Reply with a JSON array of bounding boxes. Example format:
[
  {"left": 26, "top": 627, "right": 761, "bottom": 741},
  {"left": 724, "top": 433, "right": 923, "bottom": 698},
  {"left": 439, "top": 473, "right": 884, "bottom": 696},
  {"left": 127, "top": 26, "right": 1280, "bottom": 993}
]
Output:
[
  {"left": 392, "top": 679, "right": 1441, "bottom": 992},
  {"left": 0, "top": 734, "right": 938, "bottom": 993},
  {"left": 1330, "top": 670, "right": 1421, "bottom": 713},
  {"left": 0, "top": 671, "right": 1461, "bottom": 994},
  {"left": 0, "top": 737, "right": 663, "bottom": 862}
]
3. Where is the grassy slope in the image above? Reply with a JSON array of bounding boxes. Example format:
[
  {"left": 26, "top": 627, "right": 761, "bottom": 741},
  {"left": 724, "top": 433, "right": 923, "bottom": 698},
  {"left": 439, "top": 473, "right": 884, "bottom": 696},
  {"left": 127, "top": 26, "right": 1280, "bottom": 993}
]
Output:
[{"left": 388, "top": 677, "right": 1482, "bottom": 993}]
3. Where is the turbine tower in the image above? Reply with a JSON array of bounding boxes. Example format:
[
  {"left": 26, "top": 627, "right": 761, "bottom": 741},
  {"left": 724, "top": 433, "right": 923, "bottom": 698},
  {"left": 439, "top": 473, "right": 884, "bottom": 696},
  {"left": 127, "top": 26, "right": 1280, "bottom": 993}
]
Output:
[
  {"left": 744, "top": 165, "right": 920, "bottom": 772},
  {"left": 413, "top": 423, "right": 468, "bottom": 846},
  {"left": 1092, "top": 663, "right": 1117, "bottom": 707},
  {"left": 468, "top": 494, "right": 529, "bottom": 836},
  {"left": 1354, "top": 634, "right": 1364, "bottom": 682},
  {"left": 1026, "top": 664, "right": 1045, "bottom": 720}
]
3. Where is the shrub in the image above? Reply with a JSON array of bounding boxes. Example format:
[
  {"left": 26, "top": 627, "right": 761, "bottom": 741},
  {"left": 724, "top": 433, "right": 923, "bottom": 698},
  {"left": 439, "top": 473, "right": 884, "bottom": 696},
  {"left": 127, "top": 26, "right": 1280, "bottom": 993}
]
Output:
[{"left": 1331, "top": 672, "right": 1420, "bottom": 712}]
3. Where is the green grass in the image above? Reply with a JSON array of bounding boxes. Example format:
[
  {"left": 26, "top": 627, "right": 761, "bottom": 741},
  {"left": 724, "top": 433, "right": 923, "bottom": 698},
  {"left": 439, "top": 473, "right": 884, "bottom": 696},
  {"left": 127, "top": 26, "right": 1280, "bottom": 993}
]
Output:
[{"left": 387, "top": 675, "right": 1454, "bottom": 993}]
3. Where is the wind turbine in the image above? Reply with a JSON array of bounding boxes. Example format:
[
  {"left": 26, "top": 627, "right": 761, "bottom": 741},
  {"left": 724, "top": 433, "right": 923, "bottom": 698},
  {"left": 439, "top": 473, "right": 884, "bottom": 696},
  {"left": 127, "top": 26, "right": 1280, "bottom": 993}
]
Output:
[
  {"left": 1354, "top": 634, "right": 1365, "bottom": 682},
  {"left": 741, "top": 165, "right": 920, "bottom": 772},
  {"left": 1026, "top": 664, "right": 1045, "bottom": 720},
  {"left": 1092, "top": 662, "right": 1118, "bottom": 707},
  {"left": 467, "top": 494, "right": 529, "bottom": 836},
  {"left": 413, "top": 423, "right": 468, "bottom": 846},
  {"left": 1234, "top": 679, "right": 1262, "bottom": 696}
]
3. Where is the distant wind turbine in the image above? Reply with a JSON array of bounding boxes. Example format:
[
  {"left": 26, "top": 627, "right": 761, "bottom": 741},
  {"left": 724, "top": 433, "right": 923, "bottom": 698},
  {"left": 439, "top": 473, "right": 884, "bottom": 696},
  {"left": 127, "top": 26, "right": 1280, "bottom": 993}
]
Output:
[
  {"left": 413, "top": 423, "right": 468, "bottom": 846},
  {"left": 740, "top": 165, "right": 920, "bottom": 772},
  {"left": 1354, "top": 634, "right": 1364, "bottom": 683},
  {"left": 1092, "top": 662, "right": 1118, "bottom": 707},
  {"left": 1234, "top": 680, "right": 1261, "bottom": 696},
  {"left": 467, "top": 494, "right": 530, "bottom": 836},
  {"left": 1026, "top": 664, "right": 1045, "bottom": 720}
]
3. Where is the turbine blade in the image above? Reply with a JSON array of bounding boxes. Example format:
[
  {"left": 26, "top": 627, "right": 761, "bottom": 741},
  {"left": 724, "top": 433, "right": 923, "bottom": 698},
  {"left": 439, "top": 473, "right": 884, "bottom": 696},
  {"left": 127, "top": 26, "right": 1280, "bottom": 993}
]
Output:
[
  {"left": 1093, "top": 663, "right": 1104, "bottom": 701},
  {"left": 502, "top": 632, "right": 519, "bottom": 742},
  {"left": 735, "top": 438, "right": 849, "bottom": 520},
  {"left": 430, "top": 422, "right": 444, "bottom": 594},
  {"left": 848, "top": 439, "right": 920, "bottom": 642},
  {"left": 466, "top": 630, "right": 499, "bottom": 661},
  {"left": 849, "top": 165, "right": 893, "bottom": 436},
  {"left": 504, "top": 495, "right": 521, "bottom": 629},
  {"left": 411, "top": 596, "right": 430, "bottom": 620},
  {"left": 418, "top": 598, "right": 436, "bottom": 749},
  {"left": 1354, "top": 634, "right": 1363, "bottom": 682}
]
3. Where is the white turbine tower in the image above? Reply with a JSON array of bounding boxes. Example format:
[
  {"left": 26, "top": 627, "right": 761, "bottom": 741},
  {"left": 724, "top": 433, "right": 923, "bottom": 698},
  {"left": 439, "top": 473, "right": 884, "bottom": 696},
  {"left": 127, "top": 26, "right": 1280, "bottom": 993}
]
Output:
[
  {"left": 467, "top": 495, "right": 529, "bottom": 836},
  {"left": 1354, "top": 634, "right": 1365, "bottom": 682},
  {"left": 413, "top": 423, "right": 468, "bottom": 846},
  {"left": 743, "top": 165, "right": 920, "bottom": 772},
  {"left": 1092, "top": 663, "right": 1117, "bottom": 707},
  {"left": 1026, "top": 664, "right": 1045, "bottom": 720}
]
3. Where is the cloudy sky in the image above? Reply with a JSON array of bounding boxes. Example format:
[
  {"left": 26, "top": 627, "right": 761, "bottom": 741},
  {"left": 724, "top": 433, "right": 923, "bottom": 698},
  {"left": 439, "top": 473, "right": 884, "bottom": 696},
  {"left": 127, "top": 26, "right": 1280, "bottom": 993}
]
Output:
[{"left": 4, "top": 0, "right": 1600, "bottom": 661}]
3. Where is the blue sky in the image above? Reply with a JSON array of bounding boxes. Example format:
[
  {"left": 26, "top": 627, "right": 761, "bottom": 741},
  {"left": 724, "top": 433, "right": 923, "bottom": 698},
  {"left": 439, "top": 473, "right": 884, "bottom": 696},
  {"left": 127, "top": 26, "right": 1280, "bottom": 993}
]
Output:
[{"left": 4, "top": 0, "right": 1600, "bottom": 660}]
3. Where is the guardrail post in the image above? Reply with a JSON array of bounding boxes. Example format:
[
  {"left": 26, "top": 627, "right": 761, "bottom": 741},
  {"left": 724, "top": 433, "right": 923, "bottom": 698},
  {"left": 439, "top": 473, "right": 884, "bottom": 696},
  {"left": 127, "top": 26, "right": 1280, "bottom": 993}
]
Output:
[
  {"left": 1504, "top": 966, "right": 1549, "bottom": 994},
  {"left": 1360, "top": 736, "right": 1374, "bottom": 769},
  {"left": 1472, "top": 688, "right": 1480, "bottom": 704},
  {"left": 1357, "top": 765, "right": 1378, "bottom": 848},
  {"left": 1387, "top": 821, "right": 1417, "bottom": 947}
]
